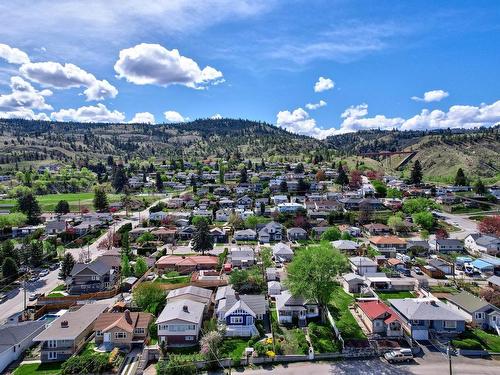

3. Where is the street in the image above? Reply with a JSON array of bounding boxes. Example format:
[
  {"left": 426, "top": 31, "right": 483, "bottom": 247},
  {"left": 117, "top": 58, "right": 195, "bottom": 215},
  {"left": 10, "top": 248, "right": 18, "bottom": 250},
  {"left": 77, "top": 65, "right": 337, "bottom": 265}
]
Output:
[
  {"left": 0, "top": 195, "right": 170, "bottom": 323},
  {"left": 232, "top": 354, "right": 500, "bottom": 375}
]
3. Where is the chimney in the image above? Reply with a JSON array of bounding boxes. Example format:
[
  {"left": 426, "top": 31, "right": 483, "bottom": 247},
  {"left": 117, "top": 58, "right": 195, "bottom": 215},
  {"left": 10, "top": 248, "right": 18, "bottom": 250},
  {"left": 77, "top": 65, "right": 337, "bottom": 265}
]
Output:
[
  {"left": 124, "top": 309, "right": 132, "bottom": 324},
  {"left": 60, "top": 320, "right": 69, "bottom": 328},
  {"left": 235, "top": 292, "right": 240, "bottom": 301},
  {"left": 183, "top": 305, "right": 189, "bottom": 313}
]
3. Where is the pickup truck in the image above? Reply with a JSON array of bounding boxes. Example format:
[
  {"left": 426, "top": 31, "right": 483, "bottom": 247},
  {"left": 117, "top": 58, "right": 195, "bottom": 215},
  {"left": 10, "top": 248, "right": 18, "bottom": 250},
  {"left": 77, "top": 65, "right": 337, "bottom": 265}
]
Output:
[{"left": 384, "top": 349, "right": 413, "bottom": 363}]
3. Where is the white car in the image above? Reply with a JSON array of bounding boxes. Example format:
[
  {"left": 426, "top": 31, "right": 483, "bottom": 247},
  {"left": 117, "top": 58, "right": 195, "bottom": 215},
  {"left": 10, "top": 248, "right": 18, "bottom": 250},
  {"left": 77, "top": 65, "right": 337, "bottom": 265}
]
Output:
[
  {"left": 39, "top": 269, "right": 49, "bottom": 277},
  {"left": 384, "top": 349, "right": 413, "bottom": 363}
]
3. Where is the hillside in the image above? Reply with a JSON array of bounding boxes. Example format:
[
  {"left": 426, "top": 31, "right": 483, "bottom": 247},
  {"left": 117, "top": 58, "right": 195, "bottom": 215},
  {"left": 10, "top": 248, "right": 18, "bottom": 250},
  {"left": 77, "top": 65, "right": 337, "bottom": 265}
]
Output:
[
  {"left": 325, "top": 127, "right": 500, "bottom": 182},
  {"left": 0, "top": 118, "right": 325, "bottom": 166}
]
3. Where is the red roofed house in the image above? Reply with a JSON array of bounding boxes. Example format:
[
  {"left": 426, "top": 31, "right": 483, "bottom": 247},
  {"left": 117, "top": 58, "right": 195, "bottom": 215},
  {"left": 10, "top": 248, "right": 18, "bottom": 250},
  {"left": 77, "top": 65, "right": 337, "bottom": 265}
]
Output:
[
  {"left": 356, "top": 300, "right": 402, "bottom": 337},
  {"left": 156, "top": 255, "right": 218, "bottom": 275},
  {"left": 369, "top": 236, "right": 407, "bottom": 258}
]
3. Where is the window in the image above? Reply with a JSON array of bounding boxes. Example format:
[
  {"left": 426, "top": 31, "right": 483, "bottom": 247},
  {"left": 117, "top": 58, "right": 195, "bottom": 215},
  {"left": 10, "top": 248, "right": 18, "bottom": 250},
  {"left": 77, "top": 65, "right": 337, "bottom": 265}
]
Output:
[
  {"left": 48, "top": 340, "right": 57, "bottom": 348},
  {"left": 444, "top": 321, "right": 457, "bottom": 329},
  {"left": 475, "top": 312, "right": 485, "bottom": 320},
  {"left": 115, "top": 332, "right": 127, "bottom": 339},
  {"left": 230, "top": 316, "right": 244, "bottom": 324},
  {"left": 134, "top": 328, "right": 145, "bottom": 334},
  {"left": 185, "top": 336, "right": 195, "bottom": 341},
  {"left": 48, "top": 352, "right": 57, "bottom": 360},
  {"left": 91, "top": 275, "right": 99, "bottom": 281},
  {"left": 96, "top": 331, "right": 103, "bottom": 337}
]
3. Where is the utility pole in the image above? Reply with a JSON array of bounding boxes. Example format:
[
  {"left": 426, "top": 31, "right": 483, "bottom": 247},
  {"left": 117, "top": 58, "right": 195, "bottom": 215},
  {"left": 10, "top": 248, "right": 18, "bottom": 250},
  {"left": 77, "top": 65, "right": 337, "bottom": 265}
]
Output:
[{"left": 447, "top": 342, "right": 453, "bottom": 375}]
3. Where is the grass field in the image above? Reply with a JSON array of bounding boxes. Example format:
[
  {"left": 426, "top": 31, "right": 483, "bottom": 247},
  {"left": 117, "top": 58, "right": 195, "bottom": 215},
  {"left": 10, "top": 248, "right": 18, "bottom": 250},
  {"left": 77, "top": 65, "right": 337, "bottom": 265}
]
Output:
[
  {"left": 0, "top": 192, "right": 121, "bottom": 212},
  {"left": 220, "top": 338, "right": 248, "bottom": 361},
  {"left": 329, "top": 286, "right": 365, "bottom": 339},
  {"left": 377, "top": 291, "right": 415, "bottom": 301},
  {"left": 453, "top": 329, "right": 500, "bottom": 352},
  {"left": 13, "top": 362, "right": 62, "bottom": 375}
]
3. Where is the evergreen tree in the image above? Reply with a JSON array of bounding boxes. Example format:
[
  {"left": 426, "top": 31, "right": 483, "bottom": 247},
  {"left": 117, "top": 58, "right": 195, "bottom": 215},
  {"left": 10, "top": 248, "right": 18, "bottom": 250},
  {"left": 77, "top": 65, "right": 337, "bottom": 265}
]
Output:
[
  {"left": 155, "top": 172, "right": 164, "bottom": 192},
  {"left": 93, "top": 186, "right": 109, "bottom": 211},
  {"left": 112, "top": 164, "right": 128, "bottom": 192},
  {"left": 30, "top": 240, "right": 44, "bottom": 267},
  {"left": 60, "top": 253, "right": 75, "bottom": 279},
  {"left": 192, "top": 220, "right": 213, "bottom": 255},
  {"left": 410, "top": 160, "right": 423, "bottom": 184},
  {"left": 121, "top": 231, "right": 131, "bottom": 258},
  {"left": 1, "top": 240, "right": 18, "bottom": 265},
  {"left": 134, "top": 257, "right": 148, "bottom": 278},
  {"left": 218, "top": 168, "right": 224, "bottom": 184},
  {"left": 335, "top": 164, "right": 349, "bottom": 186},
  {"left": 454, "top": 168, "right": 467, "bottom": 186},
  {"left": 2, "top": 257, "right": 18, "bottom": 280},
  {"left": 16, "top": 192, "right": 41, "bottom": 225},
  {"left": 294, "top": 163, "right": 305, "bottom": 174},
  {"left": 279, "top": 180, "right": 288, "bottom": 193},
  {"left": 121, "top": 254, "right": 132, "bottom": 277},
  {"left": 54, "top": 200, "right": 70, "bottom": 214},
  {"left": 474, "top": 179, "right": 486, "bottom": 195},
  {"left": 240, "top": 167, "right": 248, "bottom": 183}
]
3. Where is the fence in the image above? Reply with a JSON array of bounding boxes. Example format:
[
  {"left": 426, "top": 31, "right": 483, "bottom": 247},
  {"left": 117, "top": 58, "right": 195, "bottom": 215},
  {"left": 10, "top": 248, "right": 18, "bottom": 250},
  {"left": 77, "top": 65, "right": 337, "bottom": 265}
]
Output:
[
  {"left": 36, "top": 287, "right": 119, "bottom": 305},
  {"left": 326, "top": 308, "right": 345, "bottom": 350}
]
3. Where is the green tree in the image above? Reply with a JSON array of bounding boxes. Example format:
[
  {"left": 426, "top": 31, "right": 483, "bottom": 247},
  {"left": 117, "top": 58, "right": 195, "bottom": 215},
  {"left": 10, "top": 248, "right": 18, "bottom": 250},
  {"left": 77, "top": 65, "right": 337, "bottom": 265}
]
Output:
[
  {"left": 402, "top": 198, "right": 436, "bottom": 214},
  {"left": 386, "top": 188, "right": 403, "bottom": 199},
  {"left": 1, "top": 240, "right": 18, "bottom": 265},
  {"left": 133, "top": 282, "right": 165, "bottom": 314},
  {"left": 320, "top": 227, "right": 341, "bottom": 241},
  {"left": 335, "top": 164, "right": 349, "bottom": 187},
  {"left": 121, "top": 231, "right": 131, "bottom": 258},
  {"left": 30, "top": 240, "right": 44, "bottom": 267},
  {"left": 112, "top": 164, "right": 128, "bottom": 192},
  {"left": 372, "top": 180, "right": 387, "bottom": 197},
  {"left": 279, "top": 180, "right": 288, "bottom": 193},
  {"left": 137, "top": 232, "right": 155, "bottom": 244},
  {"left": 59, "top": 253, "right": 75, "bottom": 279},
  {"left": 192, "top": 219, "right": 213, "bottom": 255},
  {"left": 156, "top": 356, "right": 196, "bottom": 375},
  {"left": 54, "top": 200, "right": 70, "bottom": 214},
  {"left": 218, "top": 168, "right": 225, "bottom": 184},
  {"left": 155, "top": 172, "right": 164, "bottom": 192},
  {"left": 473, "top": 179, "right": 486, "bottom": 195},
  {"left": 229, "top": 266, "right": 265, "bottom": 293},
  {"left": 192, "top": 216, "right": 211, "bottom": 226},
  {"left": 244, "top": 215, "right": 259, "bottom": 229},
  {"left": 294, "top": 163, "right": 305, "bottom": 174},
  {"left": 0, "top": 213, "right": 27, "bottom": 230},
  {"left": 387, "top": 215, "right": 405, "bottom": 233},
  {"left": 134, "top": 257, "right": 148, "bottom": 277},
  {"left": 2, "top": 257, "right": 18, "bottom": 280},
  {"left": 240, "top": 167, "right": 248, "bottom": 183},
  {"left": 286, "top": 243, "right": 348, "bottom": 320},
  {"left": 410, "top": 160, "right": 423, "bottom": 184},
  {"left": 93, "top": 185, "right": 109, "bottom": 211},
  {"left": 16, "top": 192, "right": 41, "bottom": 225},
  {"left": 454, "top": 168, "right": 467, "bottom": 186},
  {"left": 412, "top": 211, "right": 435, "bottom": 231}
]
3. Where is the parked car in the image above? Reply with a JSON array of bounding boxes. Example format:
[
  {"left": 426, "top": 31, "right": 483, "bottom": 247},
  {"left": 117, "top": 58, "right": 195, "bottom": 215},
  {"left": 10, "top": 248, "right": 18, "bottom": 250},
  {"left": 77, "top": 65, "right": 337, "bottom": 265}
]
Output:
[
  {"left": 413, "top": 267, "right": 423, "bottom": 275},
  {"left": 39, "top": 269, "right": 49, "bottom": 277},
  {"left": 145, "top": 274, "right": 155, "bottom": 281},
  {"left": 384, "top": 349, "right": 413, "bottom": 363},
  {"left": 0, "top": 293, "right": 7, "bottom": 303},
  {"left": 28, "top": 293, "right": 41, "bottom": 301},
  {"left": 49, "top": 263, "right": 59, "bottom": 270},
  {"left": 28, "top": 276, "right": 39, "bottom": 283}
]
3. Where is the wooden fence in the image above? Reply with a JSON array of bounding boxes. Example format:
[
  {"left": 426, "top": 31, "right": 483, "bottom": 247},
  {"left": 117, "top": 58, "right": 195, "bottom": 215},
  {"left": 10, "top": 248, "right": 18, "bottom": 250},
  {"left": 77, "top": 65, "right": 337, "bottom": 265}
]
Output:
[{"left": 37, "top": 287, "right": 119, "bottom": 305}]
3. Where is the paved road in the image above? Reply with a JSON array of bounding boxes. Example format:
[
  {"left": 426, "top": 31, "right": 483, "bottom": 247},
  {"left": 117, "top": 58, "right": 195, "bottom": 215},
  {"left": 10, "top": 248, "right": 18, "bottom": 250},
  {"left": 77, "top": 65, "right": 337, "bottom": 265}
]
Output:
[
  {"left": 233, "top": 355, "right": 500, "bottom": 375},
  {"left": 0, "top": 195, "right": 170, "bottom": 323}
]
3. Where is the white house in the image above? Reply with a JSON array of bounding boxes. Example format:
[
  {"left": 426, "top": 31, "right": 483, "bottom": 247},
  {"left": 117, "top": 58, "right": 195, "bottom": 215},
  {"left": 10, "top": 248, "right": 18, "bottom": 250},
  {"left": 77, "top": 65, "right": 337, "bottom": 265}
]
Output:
[
  {"left": 465, "top": 234, "right": 500, "bottom": 256},
  {"left": 349, "top": 256, "right": 378, "bottom": 276}
]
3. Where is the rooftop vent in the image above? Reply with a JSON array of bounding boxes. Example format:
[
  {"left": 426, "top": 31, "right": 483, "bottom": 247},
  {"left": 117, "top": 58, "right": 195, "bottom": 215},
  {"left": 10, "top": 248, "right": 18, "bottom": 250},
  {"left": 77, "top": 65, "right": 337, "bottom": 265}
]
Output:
[
  {"left": 182, "top": 305, "right": 189, "bottom": 313},
  {"left": 60, "top": 320, "right": 69, "bottom": 328}
]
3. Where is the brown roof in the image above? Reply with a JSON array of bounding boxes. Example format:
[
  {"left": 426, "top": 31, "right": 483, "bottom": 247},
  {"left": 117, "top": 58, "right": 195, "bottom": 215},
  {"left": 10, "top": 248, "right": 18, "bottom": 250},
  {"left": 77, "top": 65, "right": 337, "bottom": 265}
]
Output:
[
  {"left": 94, "top": 311, "right": 153, "bottom": 333},
  {"left": 364, "top": 223, "right": 390, "bottom": 230},
  {"left": 156, "top": 255, "right": 218, "bottom": 267},
  {"left": 369, "top": 236, "right": 406, "bottom": 245}
]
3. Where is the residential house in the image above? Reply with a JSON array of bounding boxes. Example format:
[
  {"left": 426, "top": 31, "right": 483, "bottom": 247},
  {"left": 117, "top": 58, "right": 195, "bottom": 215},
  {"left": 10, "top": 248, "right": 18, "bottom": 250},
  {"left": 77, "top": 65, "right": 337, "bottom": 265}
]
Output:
[
  {"left": 94, "top": 310, "right": 153, "bottom": 350},
  {"left": 258, "top": 221, "right": 283, "bottom": 243},
  {"left": 434, "top": 239, "right": 464, "bottom": 253},
  {"left": 151, "top": 227, "right": 177, "bottom": 243},
  {"left": 156, "top": 255, "right": 218, "bottom": 275},
  {"left": 487, "top": 275, "right": 500, "bottom": 290},
  {"left": 465, "top": 234, "right": 500, "bottom": 256},
  {"left": 228, "top": 246, "right": 256, "bottom": 268},
  {"left": 156, "top": 299, "right": 205, "bottom": 346},
  {"left": 271, "top": 195, "right": 288, "bottom": 205},
  {"left": 177, "top": 225, "right": 196, "bottom": 240},
  {"left": 356, "top": 300, "right": 402, "bottom": 337},
  {"left": 406, "top": 240, "right": 430, "bottom": 255},
  {"left": 268, "top": 281, "right": 282, "bottom": 297},
  {"left": 0, "top": 321, "right": 46, "bottom": 373},
  {"left": 33, "top": 304, "right": 108, "bottom": 362},
  {"left": 363, "top": 223, "right": 390, "bottom": 236},
  {"left": 428, "top": 258, "right": 453, "bottom": 275},
  {"left": 275, "top": 290, "right": 319, "bottom": 327},
  {"left": 277, "top": 202, "right": 304, "bottom": 213},
  {"left": 166, "top": 286, "right": 212, "bottom": 305},
  {"left": 287, "top": 227, "right": 308, "bottom": 241},
  {"left": 67, "top": 259, "right": 116, "bottom": 295},
  {"left": 209, "top": 227, "right": 227, "bottom": 243},
  {"left": 45, "top": 218, "right": 67, "bottom": 235},
  {"left": 445, "top": 291, "right": 500, "bottom": 331},
  {"left": 149, "top": 211, "right": 170, "bottom": 222},
  {"left": 332, "top": 240, "right": 360, "bottom": 254},
  {"left": 342, "top": 273, "right": 366, "bottom": 293},
  {"left": 349, "top": 256, "right": 378, "bottom": 276},
  {"left": 192, "top": 208, "right": 213, "bottom": 220},
  {"left": 233, "top": 229, "right": 257, "bottom": 241},
  {"left": 369, "top": 236, "right": 407, "bottom": 257},
  {"left": 236, "top": 195, "right": 253, "bottom": 209},
  {"left": 272, "top": 242, "right": 294, "bottom": 263},
  {"left": 388, "top": 298, "right": 466, "bottom": 340}
]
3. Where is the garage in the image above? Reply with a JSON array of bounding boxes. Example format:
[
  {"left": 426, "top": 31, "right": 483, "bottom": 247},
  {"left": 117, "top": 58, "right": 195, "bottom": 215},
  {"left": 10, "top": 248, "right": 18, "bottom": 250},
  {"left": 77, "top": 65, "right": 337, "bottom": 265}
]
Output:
[{"left": 412, "top": 329, "right": 428, "bottom": 340}]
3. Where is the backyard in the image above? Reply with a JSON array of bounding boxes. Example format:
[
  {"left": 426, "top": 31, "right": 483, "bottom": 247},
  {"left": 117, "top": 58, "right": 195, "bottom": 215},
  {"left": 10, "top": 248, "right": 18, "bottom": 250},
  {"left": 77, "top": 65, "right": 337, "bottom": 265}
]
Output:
[
  {"left": 154, "top": 271, "right": 191, "bottom": 284},
  {"left": 220, "top": 338, "right": 248, "bottom": 361},
  {"left": 377, "top": 291, "right": 415, "bottom": 301},
  {"left": 13, "top": 363, "right": 62, "bottom": 375},
  {"left": 328, "top": 285, "right": 366, "bottom": 340}
]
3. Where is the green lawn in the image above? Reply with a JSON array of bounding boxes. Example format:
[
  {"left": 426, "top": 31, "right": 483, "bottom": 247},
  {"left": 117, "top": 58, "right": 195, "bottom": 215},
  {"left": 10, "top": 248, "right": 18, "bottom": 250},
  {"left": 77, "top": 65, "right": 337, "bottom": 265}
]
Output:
[
  {"left": 154, "top": 275, "right": 191, "bottom": 284},
  {"left": 453, "top": 329, "right": 500, "bottom": 352},
  {"left": 308, "top": 322, "right": 341, "bottom": 353},
  {"left": 220, "top": 338, "right": 248, "bottom": 361},
  {"left": 51, "top": 284, "right": 66, "bottom": 293},
  {"left": 0, "top": 192, "right": 121, "bottom": 212},
  {"left": 377, "top": 291, "right": 415, "bottom": 301},
  {"left": 329, "top": 286, "right": 365, "bottom": 339},
  {"left": 46, "top": 292, "right": 65, "bottom": 298},
  {"left": 13, "top": 363, "right": 62, "bottom": 375}
]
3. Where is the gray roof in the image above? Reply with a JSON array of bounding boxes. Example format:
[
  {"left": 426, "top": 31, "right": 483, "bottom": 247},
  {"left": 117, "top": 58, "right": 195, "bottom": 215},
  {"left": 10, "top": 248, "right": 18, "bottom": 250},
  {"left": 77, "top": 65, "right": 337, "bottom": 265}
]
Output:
[
  {"left": 167, "top": 286, "right": 212, "bottom": 301},
  {"left": 33, "top": 304, "right": 108, "bottom": 341},
  {"left": 436, "top": 239, "right": 463, "bottom": 246},
  {"left": 230, "top": 248, "right": 255, "bottom": 262},
  {"left": 275, "top": 290, "right": 316, "bottom": 311},
  {"left": 389, "top": 298, "right": 464, "bottom": 321},
  {"left": 488, "top": 275, "right": 500, "bottom": 287},
  {"left": 157, "top": 299, "right": 205, "bottom": 324},
  {"left": 343, "top": 273, "right": 365, "bottom": 283},
  {"left": 234, "top": 229, "right": 256, "bottom": 236},
  {"left": 0, "top": 321, "right": 45, "bottom": 354},
  {"left": 70, "top": 259, "right": 111, "bottom": 277},
  {"left": 287, "top": 227, "right": 307, "bottom": 235},
  {"left": 476, "top": 235, "right": 500, "bottom": 247},
  {"left": 332, "top": 240, "right": 359, "bottom": 250},
  {"left": 217, "top": 291, "right": 267, "bottom": 316},
  {"left": 445, "top": 291, "right": 494, "bottom": 313},
  {"left": 272, "top": 242, "right": 293, "bottom": 255},
  {"left": 349, "top": 256, "right": 377, "bottom": 267}
]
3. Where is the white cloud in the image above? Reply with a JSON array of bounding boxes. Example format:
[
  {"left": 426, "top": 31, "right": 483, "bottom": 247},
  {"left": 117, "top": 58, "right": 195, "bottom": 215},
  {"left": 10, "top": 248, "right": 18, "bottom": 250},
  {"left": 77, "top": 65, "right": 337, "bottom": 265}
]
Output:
[
  {"left": 314, "top": 77, "right": 334, "bottom": 93},
  {"left": 276, "top": 107, "right": 336, "bottom": 139},
  {"left": 164, "top": 110, "right": 186, "bottom": 123},
  {"left": 129, "top": 112, "right": 155, "bottom": 124},
  {"left": 411, "top": 89, "right": 449, "bottom": 102},
  {"left": 0, "top": 43, "right": 30, "bottom": 64},
  {"left": 0, "top": 108, "right": 49, "bottom": 120},
  {"left": 51, "top": 103, "right": 125, "bottom": 122},
  {"left": 211, "top": 113, "right": 222, "bottom": 119},
  {"left": 305, "top": 100, "right": 327, "bottom": 110},
  {"left": 114, "top": 43, "right": 223, "bottom": 89},
  {"left": 0, "top": 76, "right": 52, "bottom": 111},
  {"left": 19, "top": 61, "right": 118, "bottom": 101},
  {"left": 338, "top": 103, "right": 404, "bottom": 133}
]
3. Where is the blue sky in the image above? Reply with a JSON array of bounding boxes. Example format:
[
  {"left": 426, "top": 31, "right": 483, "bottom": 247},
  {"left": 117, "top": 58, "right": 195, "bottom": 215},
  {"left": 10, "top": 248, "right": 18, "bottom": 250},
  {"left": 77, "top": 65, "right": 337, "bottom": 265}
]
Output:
[{"left": 0, "top": 0, "right": 499, "bottom": 138}]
